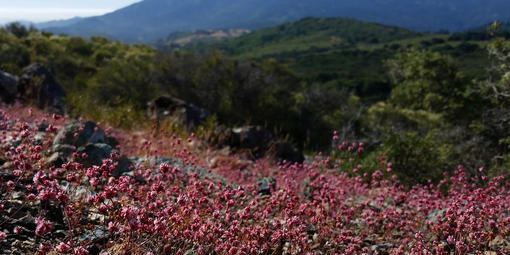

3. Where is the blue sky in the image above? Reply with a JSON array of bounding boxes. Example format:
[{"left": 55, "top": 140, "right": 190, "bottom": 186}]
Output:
[{"left": 0, "top": 0, "right": 141, "bottom": 23}]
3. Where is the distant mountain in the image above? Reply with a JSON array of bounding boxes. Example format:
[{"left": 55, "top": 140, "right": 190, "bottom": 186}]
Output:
[
  {"left": 44, "top": 0, "right": 510, "bottom": 43},
  {"left": 36, "top": 17, "right": 85, "bottom": 29}
]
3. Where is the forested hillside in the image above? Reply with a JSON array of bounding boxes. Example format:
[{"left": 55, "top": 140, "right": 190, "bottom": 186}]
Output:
[
  {"left": 42, "top": 0, "right": 510, "bottom": 42},
  {"left": 202, "top": 18, "right": 490, "bottom": 102}
]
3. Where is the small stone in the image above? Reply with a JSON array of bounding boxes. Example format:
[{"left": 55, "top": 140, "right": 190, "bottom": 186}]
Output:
[{"left": 257, "top": 177, "right": 276, "bottom": 196}]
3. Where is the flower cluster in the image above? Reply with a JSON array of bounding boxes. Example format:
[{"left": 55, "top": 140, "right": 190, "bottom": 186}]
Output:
[{"left": 0, "top": 106, "right": 508, "bottom": 254}]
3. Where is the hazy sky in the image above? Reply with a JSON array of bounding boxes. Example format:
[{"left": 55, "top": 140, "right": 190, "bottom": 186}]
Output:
[{"left": 0, "top": 0, "right": 141, "bottom": 23}]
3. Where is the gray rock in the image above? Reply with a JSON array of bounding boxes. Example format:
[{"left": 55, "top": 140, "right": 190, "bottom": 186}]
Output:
[
  {"left": 51, "top": 144, "right": 74, "bottom": 158},
  {"left": 112, "top": 155, "right": 133, "bottom": 177},
  {"left": 257, "top": 177, "right": 276, "bottom": 195},
  {"left": 129, "top": 156, "right": 227, "bottom": 183},
  {"left": 48, "top": 152, "right": 65, "bottom": 167},
  {"left": 53, "top": 121, "right": 107, "bottom": 149},
  {"left": 0, "top": 172, "right": 16, "bottom": 182},
  {"left": 130, "top": 156, "right": 183, "bottom": 169},
  {"left": 32, "top": 132, "right": 46, "bottom": 146},
  {"left": 426, "top": 209, "right": 445, "bottom": 222},
  {"left": 371, "top": 243, "right": 393, "bottom": 254},
  {"left": 77, "top": 143, "right": 132, "bottom": 176},
  {"left": 214, "top": 125, "right": 274, "bottom": 159},
  {"left": 211, "top": 125, "right": 304, "bottom": 163},
  {"left": 147, "top": 95, "right": 210, "bottom": 128},
  {"left": 60, "top": 181, "right": 95, "bottom": 202},
  {"left": 105, "top": 134, "right": 119, "bottom": 148},
  {"left": 120, "top": 169, "right": 146, "bottom": 183},
  {"left": 0, "top": 119, "right": 14, "bottom": 130},
  {"left": 77, "top": 143, "right": 114, "bottom": 167},
  {"left": 3, "top": 133, "right": 22, "bottom": 147},
  {"left": 231, "top": 126, "right": 274, "bottom": 152},
  {"left": 17, "top": 63, "right": 66, "bottom": 113},
  {"left": 79, "top": 226, "right": 109, "bottom": 253}
]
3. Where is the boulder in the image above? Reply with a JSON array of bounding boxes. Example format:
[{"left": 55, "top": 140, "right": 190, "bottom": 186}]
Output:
[
  {"left": 18, "top": 63, "right": 66, "bottom": 113},
  {"left": 52, "top": 121, "right": 130, "bottom": 176},
  {"left": 230, "top": 125, "right": 273, "bottom": 158},
  {"left": 77, "top": 143, "right": 114, "bottom": 166},
  {"left": 48, "top": 139, "right": 74, "bottom": 167},
  {"left": 52, "top": 144, "right": 74, "bottom": 158},
  {"left": 77, "top": 143, "right": 132, "bottom": 176},
  {"left": 53, "top": 121, "right": 107, "bottom": 149},
  {"left": 147, "top": 95, "right": 210, "bottom": 128},
  {"left": 211, "top": 125, "right": 304, "bottom": 163},
  {"left": 273, "top": 142, "right": 305, "bottom": 164},
  {"left": 105, "top": 134, "right": 119, "bottom": 148},
  {"left": 0, "top": 70, "right": 18, "bottom": 103}
]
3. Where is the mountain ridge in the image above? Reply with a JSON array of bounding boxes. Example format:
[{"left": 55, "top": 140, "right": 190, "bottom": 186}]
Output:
[
  {"left": 43, "top": 0, "right": 510, "bottom": 42},
  {"left": 36, "top": 17, "right": 85, "bottom": 29}
]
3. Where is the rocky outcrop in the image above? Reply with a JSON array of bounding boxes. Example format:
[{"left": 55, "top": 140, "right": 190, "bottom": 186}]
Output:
[
  {"left": 53, "top": 121, "right": 107, "bottom": 149},
  {"left": 129, "top": 156, "right": 228, "bottom": 183},
  {"left": 0, "top": 71, "right": 19, "bottom": 103},
  {"left": 51, "top": 120, "right": 131, "bottom": 176},
  {"left": 17, "top": 63, "right": 66, "bottom": 113},
  {"left": 147, "top": 95, "right": 210, "bottom": 128},
  {"left": 230, "top": 126, "right": 274, "bottom": 150},
  {"left": 229, "top": 126, "right": 274, "bottom": 159},
  {"left": 76, "top": 143, "right": 132, "bottom": 176},
  {"left": 212, "top": 125, "right": 305, "bottom": 163}
]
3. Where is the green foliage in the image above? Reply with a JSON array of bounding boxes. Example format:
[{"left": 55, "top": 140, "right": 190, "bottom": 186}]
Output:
[
  {"left": 382, "top": 132, "right": 452, "bottom": 185},
  {"left": 0, "top": 28, "right": 31, "bottom": 73},
  {"left": 152, "top": 50, "right": 307, "bottom": 147},
  {"left": 489, "top": 153, "right": 510, "bottom": 180},
  {"left": 0, "top": 24, "right": 159, "bottom": 128},
  {"left": 4, "top": 22, "right": 30, "bottom": 38},
  {"left": 475, "top": 22, "right": 510, "bottom": 177},
  {"left": 484, "top": 29, "right": 510, "bottom": 101},
  {"left": 189, "top": 17, "right": 490, "bottom": 107},
  {"left": 220, "top": 17, "right": 422, "bottom": 56},
  {"left": 365, "top": 102, "right": 444, "bottom": 135},
  {"left": 387, "top": 48, "right": 467, "bottom": 119}
]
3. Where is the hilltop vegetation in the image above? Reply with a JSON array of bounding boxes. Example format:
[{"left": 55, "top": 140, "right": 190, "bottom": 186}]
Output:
[
  {"left": 219, "top": 17, "right": 423, "bottom": 56},
  {"left": 199, "top": 18, "right": 490, "bottom": 102}
]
